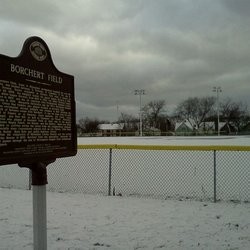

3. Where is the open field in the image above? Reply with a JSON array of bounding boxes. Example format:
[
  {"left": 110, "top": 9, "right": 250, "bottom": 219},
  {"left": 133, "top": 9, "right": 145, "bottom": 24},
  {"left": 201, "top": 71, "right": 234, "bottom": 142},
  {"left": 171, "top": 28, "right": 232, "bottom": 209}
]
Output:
[{"left": 77, "top": 135, "right": 250, "bottom": 146}]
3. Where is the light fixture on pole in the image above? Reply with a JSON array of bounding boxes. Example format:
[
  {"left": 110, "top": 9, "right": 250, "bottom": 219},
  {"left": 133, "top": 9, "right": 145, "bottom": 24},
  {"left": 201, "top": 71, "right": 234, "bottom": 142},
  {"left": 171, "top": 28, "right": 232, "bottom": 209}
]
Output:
[
  {"left": 213, "top": 87, "right": 222, "bottom": 136},
  {"left": 134, "top": 89, "right": 145, "bottom": 136}
]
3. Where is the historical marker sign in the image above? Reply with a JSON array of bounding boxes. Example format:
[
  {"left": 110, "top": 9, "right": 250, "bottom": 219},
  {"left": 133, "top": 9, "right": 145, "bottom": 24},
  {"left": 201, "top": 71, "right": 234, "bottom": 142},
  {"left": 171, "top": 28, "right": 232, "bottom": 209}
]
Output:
[{"left": 0, "top": 36, "right": 77, "bottom": 165}]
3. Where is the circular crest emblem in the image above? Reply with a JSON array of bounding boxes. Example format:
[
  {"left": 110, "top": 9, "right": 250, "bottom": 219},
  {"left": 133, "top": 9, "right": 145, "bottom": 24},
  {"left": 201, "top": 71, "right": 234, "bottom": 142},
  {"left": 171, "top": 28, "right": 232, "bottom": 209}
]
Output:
[{"left": 29, "top": 41, "right": 47, "bottom": 61}]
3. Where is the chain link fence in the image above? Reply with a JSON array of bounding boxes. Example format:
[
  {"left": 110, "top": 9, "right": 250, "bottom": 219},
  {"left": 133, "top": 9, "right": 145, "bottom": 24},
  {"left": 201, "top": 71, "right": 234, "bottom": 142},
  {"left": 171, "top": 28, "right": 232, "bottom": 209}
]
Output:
[{"left": 0, "top": 145, "right": 249, "bottom": 202}]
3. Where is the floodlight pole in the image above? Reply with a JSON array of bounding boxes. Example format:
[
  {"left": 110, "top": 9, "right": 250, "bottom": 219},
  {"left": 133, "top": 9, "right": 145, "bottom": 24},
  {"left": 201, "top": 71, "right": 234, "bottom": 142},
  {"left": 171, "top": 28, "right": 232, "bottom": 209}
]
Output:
[
  {"left": 213, "top": 87, "right": 222, "bottom": 136},
  {"left": 134, "top": 89, "right": 145, "bottom": 136}
]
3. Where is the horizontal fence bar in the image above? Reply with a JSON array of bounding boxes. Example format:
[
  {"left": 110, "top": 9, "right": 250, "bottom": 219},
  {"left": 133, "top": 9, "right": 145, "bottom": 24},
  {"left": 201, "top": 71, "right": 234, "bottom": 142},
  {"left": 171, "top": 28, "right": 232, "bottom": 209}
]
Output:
[{"left": 78, "top": 144, "right": 250, "bottom": 152}]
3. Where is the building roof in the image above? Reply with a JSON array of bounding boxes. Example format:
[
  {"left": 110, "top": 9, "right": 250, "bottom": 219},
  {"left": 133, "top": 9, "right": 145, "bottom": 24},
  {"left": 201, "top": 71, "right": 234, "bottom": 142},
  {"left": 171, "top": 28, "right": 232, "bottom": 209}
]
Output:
[
  {"left": 175, "top": 120, "right": 194, "bottom": 131},
  {"left": 98, "top": 123, "right": 124, "bottom": 130}
]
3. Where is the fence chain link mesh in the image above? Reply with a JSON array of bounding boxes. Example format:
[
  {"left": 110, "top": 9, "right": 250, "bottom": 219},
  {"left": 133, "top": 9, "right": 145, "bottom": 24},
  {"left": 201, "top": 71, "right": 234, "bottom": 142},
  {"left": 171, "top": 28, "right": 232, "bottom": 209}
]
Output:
[
  {"left": 217, "top": 151, "right": 250, "bottom": 202},
  {"left": 0, "top": 146, "right": 249, "bottom": 202},
  {"left": 112, "top": 149, "right": 214, "bottom": 201}
]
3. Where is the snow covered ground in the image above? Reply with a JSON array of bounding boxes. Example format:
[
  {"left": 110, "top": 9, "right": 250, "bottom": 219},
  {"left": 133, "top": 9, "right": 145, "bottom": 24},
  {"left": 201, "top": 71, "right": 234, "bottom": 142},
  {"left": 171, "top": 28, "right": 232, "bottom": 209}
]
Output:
[
  {"left": 0, "top": 188, "right": 250, "bottom": 250},
  {"left": 1, "top": 136, "right": 250, "bottom": 249}
]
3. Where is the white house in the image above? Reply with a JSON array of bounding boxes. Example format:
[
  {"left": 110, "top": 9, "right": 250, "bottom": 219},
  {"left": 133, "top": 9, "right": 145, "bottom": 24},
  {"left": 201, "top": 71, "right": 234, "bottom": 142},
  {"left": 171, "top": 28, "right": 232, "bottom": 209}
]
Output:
[{"left": 98, "top": 123, "right": 124, "bottom": 136}]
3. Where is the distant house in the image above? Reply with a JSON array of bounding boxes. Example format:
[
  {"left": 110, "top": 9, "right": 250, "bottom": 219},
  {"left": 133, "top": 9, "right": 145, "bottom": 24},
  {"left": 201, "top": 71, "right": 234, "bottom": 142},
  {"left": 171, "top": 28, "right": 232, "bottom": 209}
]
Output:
[
  {"left": 198, "top": 122, "right": 215, "bottom": 134},
  {"left": 98, "top": 123, "right": 124, "bottom": 136},
  {"left": 175, "top": 120, "right": 194, "bottom": 135},
  {"left": 220, "top": 122, "right": 238, "bottom": 135},
  {"left": 200, "top": 121, "right": 237, "bottom": 135}
]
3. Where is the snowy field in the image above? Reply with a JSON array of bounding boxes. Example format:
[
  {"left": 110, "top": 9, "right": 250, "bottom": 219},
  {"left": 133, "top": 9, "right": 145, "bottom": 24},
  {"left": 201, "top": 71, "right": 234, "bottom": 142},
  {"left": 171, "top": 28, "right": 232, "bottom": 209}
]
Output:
[
  {"left": 0, "top": 188, "right": 250, "bottom": 250},
  {"left": 77, "top": 135, "right": 250, "bottom": 146}
]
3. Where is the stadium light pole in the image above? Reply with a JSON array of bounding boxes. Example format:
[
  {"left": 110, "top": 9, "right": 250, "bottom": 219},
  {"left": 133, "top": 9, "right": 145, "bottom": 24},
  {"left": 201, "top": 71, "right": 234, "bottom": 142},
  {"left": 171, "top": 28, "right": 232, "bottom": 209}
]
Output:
[
  {"left": 213, "top": 87, "right": 222, "bottom": 136},
  {"left": 134, "top": 89, "right": 145, "bottom": 136}
]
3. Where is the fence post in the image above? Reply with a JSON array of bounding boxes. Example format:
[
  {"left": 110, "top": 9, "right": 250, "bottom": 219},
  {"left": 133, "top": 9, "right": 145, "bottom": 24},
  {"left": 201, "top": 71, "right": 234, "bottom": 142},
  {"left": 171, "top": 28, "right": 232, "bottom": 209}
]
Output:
[
  {"left": 213, "top": 150, "right": 217, "bottom": 203},
  {"left": 108, "top": 148, "right": 112, "bottom": 196}
]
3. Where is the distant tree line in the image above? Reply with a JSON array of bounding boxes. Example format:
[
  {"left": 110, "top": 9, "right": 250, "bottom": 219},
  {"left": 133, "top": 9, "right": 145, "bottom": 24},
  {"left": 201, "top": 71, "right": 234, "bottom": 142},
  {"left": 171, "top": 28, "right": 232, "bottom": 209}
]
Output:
[{"left": 77, "top": 96, "right": 250, "bottom": 135}]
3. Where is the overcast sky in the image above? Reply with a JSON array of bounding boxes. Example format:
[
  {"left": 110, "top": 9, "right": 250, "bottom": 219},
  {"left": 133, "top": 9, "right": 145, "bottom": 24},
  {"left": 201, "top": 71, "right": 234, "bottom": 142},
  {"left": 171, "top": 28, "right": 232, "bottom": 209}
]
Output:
[{"left": 1, "top": 0, "right": 250, "bottom": 122}]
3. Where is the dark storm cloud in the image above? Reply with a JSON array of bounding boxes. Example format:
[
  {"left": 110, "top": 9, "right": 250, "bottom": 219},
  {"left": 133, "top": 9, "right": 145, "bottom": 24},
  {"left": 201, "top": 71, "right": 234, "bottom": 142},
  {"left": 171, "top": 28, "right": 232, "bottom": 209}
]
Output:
[
  {"left": 0, "top": 0, "right": 250, "bottom": 121},
  {"left": 222, "top": 0, "right": 250, "bottom": 16}
]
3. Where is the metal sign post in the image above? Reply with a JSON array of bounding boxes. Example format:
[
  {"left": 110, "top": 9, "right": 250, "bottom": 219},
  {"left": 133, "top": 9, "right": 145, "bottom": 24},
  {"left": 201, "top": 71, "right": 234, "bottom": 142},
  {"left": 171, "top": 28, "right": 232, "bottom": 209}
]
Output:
[
  {"left": 33, "top": 184, "right": 47, "bottom": 250},
  {"left": 19, "top": 160, "right": 55, "bottom": 250}
]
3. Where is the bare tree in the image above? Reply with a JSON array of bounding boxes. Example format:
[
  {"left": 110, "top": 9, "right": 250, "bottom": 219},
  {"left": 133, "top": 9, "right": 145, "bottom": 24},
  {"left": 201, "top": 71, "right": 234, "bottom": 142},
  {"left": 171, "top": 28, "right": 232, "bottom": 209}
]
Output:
[
  {"left": 220, "top": 98, "right": 248, "bottom": 131},
  {"left": 175, "top": 97, "right": 215, "bottom": 129},
  {"left": 143, "top": 100, "right": 166, "bottom": 128},
  {"left": 118, "top": 112, "right": 138, "bottom": 131},
  {"left": 158, "top": 115, "right": 175, "bottom": 133},
  {"left": 78, "top": 117, "right": 106, "bottom": 134}
]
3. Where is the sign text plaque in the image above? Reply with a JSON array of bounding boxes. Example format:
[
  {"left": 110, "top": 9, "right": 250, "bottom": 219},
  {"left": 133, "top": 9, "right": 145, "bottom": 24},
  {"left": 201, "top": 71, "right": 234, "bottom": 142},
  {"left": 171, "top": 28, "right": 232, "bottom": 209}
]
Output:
[{"left": 0, "top": 36, "right": 77, "bottom": 165}]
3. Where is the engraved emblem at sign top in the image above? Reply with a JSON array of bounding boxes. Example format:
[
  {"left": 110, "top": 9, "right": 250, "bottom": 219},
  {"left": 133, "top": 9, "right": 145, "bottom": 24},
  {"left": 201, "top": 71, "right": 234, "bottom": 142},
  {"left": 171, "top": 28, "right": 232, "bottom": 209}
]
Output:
[{"left": 29, "top": 41, "right": 47, "bottom": 61}]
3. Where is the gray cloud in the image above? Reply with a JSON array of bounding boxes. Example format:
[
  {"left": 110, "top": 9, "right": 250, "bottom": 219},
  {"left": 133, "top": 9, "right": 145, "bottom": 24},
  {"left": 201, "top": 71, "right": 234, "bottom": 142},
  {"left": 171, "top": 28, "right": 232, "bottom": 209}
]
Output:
[{"left": 1, "top": 0, "right": 250, "bottom": 122}]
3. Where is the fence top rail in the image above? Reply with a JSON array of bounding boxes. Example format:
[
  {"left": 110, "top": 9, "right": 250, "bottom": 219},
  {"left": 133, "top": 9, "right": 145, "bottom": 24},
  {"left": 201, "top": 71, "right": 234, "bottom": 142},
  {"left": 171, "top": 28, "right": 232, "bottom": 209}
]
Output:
[{"left": 78, "top": 144, "right": 250, "bottom": 151}]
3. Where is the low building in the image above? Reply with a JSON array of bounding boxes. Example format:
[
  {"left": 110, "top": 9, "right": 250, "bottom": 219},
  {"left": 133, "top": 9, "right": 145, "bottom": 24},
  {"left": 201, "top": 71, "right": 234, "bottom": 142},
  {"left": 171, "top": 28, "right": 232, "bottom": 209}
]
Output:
[
  {"left": 220, "top": 122, "right": 238, "bottom": 135},
  {"left": 198, "top": 121, "right": 215, "bottom": 134},
  {"left": 98, "top": 123, "right": 124, "bottom": 136},
  {"left": 175, "top": 120, "right": 194, "bottom": 135}
]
